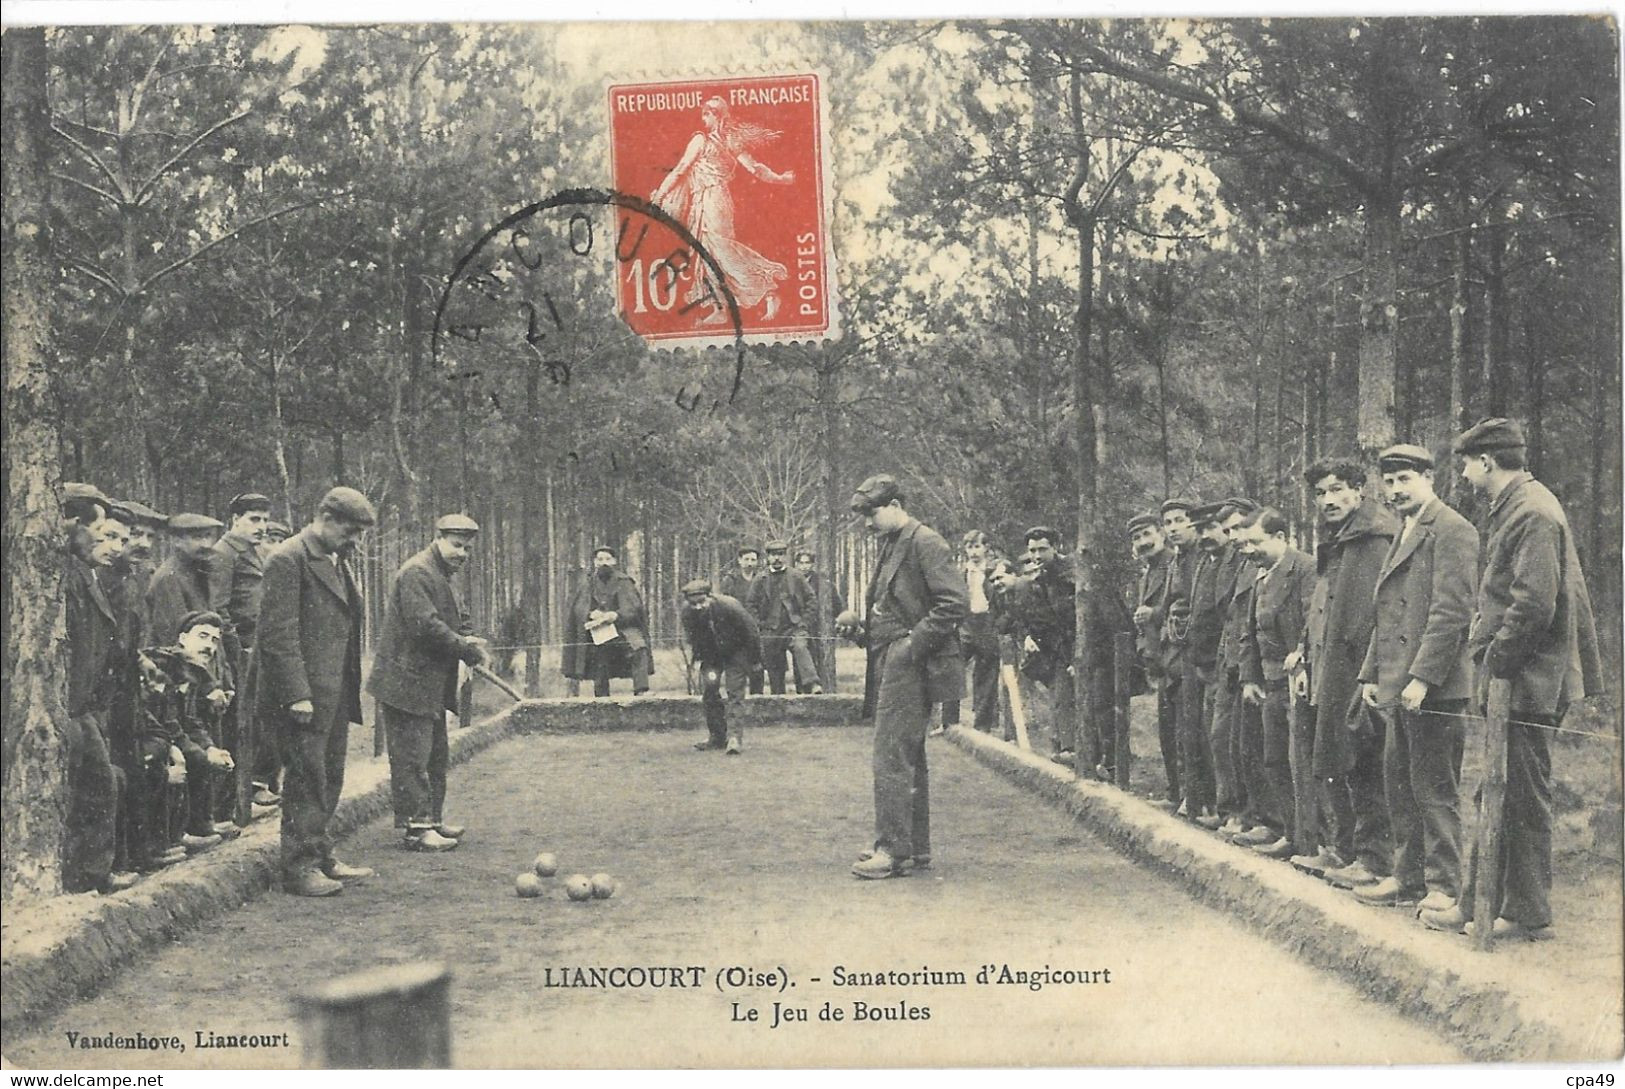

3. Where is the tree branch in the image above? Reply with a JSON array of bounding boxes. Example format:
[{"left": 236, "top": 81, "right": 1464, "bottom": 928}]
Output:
[
  {"left": 130, "top": 108, "right": 256, "bottom": 207},
  {"left": 132, "top": 196, "right": 334, "bottom": 295}
]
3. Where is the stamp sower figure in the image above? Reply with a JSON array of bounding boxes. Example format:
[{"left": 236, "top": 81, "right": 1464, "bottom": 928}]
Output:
[
  {"left": 1423, "top": 418, "right": 1603, "bottom": 940},
  {"left": 257, "top": 486, "right": 376, "bottom": 898},
  {"left": 748, "top": 540, "right": 820, "bottom": 694},
  {"left": 841, "top": 475, "right": 967, "bottom": 879},
  {"left": 719, "top": 545, "right": 765, "bottom": 695},
  {"left": 680, "top": 579, "right": 762, "bottom": 755},
  {"left": 368, "top": 514, "right": 490, "bottom": 852},
  {"left": 562, "top": 546, "right": 651, "bottom": 698},
  {"left": 1354, "top": 444, "right": 1478, "bottom": 910}
]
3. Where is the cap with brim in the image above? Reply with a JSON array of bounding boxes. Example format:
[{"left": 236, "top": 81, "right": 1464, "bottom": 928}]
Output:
[
  {"left": 681, "top": 578, "right": 712, "bottom": 596},
  {"left": 1378, "top": 443, "right": 1435, "bottom": 473},
  {"left": 119, "top": 499, "right": 167, "bottom": 526},
  {"left": 435, "top": 513, "right": 480, "bottom": 535},
  {"left": 764, "top": 539, "right": 789, "bottom": 553},
  {"left": 1452, "top": 417, "right": 1526, "bottom": 456},
  {"left": 1222, "top": 496, "right": 1259, "bottom": 516},
  {"left": 849, "top": 473, "right": 902, "bottom": 513},
  {"left": 592, "top": 545, "right": 617, "bottom": 558},
  {"left": 61, "top": 482, "right": 108, "bottom": 505},
  {"left": 319, "top": 486, "right": 377, "bottom": 527},
  {"left": 1126, "top": 513, "right": 1160, "bottom": 534},
  {"left": 265, "top": 521, "right": 291, "bottom": 538},
  {"left": 1191, "top": 502, "right": 1227, "bottom": 526},
  {"left": 168, "top": 513, "right": 224, "bottom": 533},
  {"left": 228, "top": 492, "right": 272, "bottom": 517},
  {"left": 1160, "top": 497, "right": 1197, "bottom": 516},
  {"left": 177, "top": 609, "right": 224, "bottom": 634}
]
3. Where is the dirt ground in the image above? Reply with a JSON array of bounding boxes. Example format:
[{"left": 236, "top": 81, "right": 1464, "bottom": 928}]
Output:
[{"left": 5, "top": 725, "right": 1462, "bottom": 1069}]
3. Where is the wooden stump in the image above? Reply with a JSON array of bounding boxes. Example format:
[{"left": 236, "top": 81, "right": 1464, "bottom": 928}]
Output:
[
  {"left": 1472, "top": 680, "right": 1512, "bottom": 952},
  {"left": 293, "top": 961, "right": 451, "bottom": 1068},
  {"left": 1113, "top": 632, "right": 1134, "bottom": 790}
]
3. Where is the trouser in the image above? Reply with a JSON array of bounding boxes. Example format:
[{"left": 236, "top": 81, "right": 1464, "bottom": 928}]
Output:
[
  {"left": 1178, "top": 664, "right": 1215, "bottom": 813},
  {"left": 762, "top": 633, "right": 818, "bottom": 694},
  {"left": 63, "top": 712, "right": 119, "bottom": 894},
  {"left": 1157, "top": 680, "right": 1182, "bottom": 800},
  {"left": 589, "top": 643, "right": 650, "bottom": 697},
  {"left": 127, "top": 738, "right": 171, "bottom": 869},
  {"left": 871, "top": 639, "right": 931, "bottom": 860},
  {"left": 1381, "top": 699, "right": 1467, "bottom": 896},
  {"left": 1040, "top": 668, "right": 1077, "bottom": 754},
  {"left": 1458, "top": 714, "right": 1555, "bottom": 926},
  {"left": 383, "top": 704, "right": 449, "bottom": 831},
  {"left": 279, "top": 713, "right": 350, "bottom": 881},
  {"left": 1209, "top": 670, "right": 1243, "bottom": 816},
  {"left": 961, "top": 625, "right": 1000, "bottom": 734},
  {"left": 181, "top": 747, "right": 224, "bottom": 836},
  {"left": 1237, "top": 688, "right": 1268, "bottom": 827},
  {"left": 1324, "top": 711, "right": 1393, "bottom": 876},
  {"left": 1287, "top": 687, "right": 1329, "bottom": 857},
  {"left": 700, "top": 661, "right": 749, "bottom": 746},
  {"left": 1259, "top": 680, "right": 1295, "bottom": 839},
  {"left": 860, "top": 646, "right": 879, "bottom": 721}
]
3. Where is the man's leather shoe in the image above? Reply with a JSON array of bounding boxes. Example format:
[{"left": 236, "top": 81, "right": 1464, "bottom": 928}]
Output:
[
  {"left": 852, "top": 849, "right": 907, "bottom": 879},
  {"left": 694, "top": 739, "right": 723, "bottom": 750},
  {"left": 1289, "top": 848, "right": 1345, "bottom": 875},
  {"left": 855, "top": 849, "right": 922, "bottom": 873},
  {"left": 1218, "top": 816, "right": 1246, "bottom": 835},
  {"left": 211, "top": 821, "right": 243, "bottom": 841},
  {"left": 1416, "top": 891, "right": 1456, "bottom": 914},
  {"left": 1253, "top": 836, "right": 1296, "bottom": 859},
  {"left": 1353, "top": 876, "right": 1423, "bottom": 905},
  {"left": 405, "top": 829, "right": 459, "bottom": 852},
  {"left": 1194, "top": 813, "right": 1224, "bottom": 830},
  {"left": 181, "top": 832, "right": 222, "bottom": 852},
  {"left": 103, "top": 871, "right": 141, "bottom": 893},
  {"left": 1325, "top": 860, "right": 1383, "bottom": 889},
  {"left": 252, "top": 785, "right": 282, "bottom": 807},
  {"left": 321, "top": 859, "right": 375, "bottom": 881},
  {"left": 810, "top": 684, "right": 824, "bottom": 695},
  {"left": 1234, "top": 826, "right": 1276, "bottom": 846},
  {"left": 725, "top": 738, "right": 742, "bottom": 755},
  {"left": 436, "top": 823, "right": 465, "bottom": 839},
  {"left": 1419, "top": 905, "right": 1468, "bottom": 933},
  {"left": 284, "top": 871, "right": 343, "bottom": 897},
  {"left": 928, "top": 726, "right": 946, "bottom": 737},
  {"left": 1051, "top": 750, "right": 1076, "bottom": 767},
  {"left": 1148, "top": 796, "right": 1177, "bottom": 812},
  {"left": 251, "top": 803, "right": 279, "bottom": 821},
  {"left": 160, "top": 846, "right": 188, "bottom": 864},
  {"left": 1486, "top": 917, "right": 1554, "bottom": 942}
]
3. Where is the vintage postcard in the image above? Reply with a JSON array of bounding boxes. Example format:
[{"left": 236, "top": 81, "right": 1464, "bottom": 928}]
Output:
[{"left": 0, "top": 6, "right": 1620, "bottom": 1081}]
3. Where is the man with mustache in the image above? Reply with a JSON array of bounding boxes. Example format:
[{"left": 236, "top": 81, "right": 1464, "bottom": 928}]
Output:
[
  {"left": 369, "top": 514, "right": 491, "bottom": 852},
  {"left": 1176, "top": 502, "right": 1231, "bottom": 824},
  {"left": 1129, "top": 511, "right": 1180, "bottom": 806},
  {"left": 1206, "top": 497, "right": 1259, "bottom": 834},
  {"left": 719, "top": 546, "right": 765, "bottom": 695},
  {"left": 563, "top": 546, "right": 652, "bottom": 698},
  {"left": 680, "top": 579, "right": 762, "bottom": 754},
  {"left": 748, "top": 540, "right": 820, "bottom": 695},
  {"left": 1298, "top": 458, "right": 1398, "bottom": 891}
]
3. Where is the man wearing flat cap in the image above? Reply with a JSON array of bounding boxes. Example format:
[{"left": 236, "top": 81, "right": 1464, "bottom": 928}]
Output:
[
  {"left": 210, "top": 493, "right": 276, "bottom": 812},
  {"left": 748, "top": 540, "right": 820, "bottom": 695},
  {"left": 1127, "top": 512, "right": 1178, "bottom": 801},
  {"left": 1207, "top": 498, "right": 1259, "bottom": 832},
  {"left": 839, "top": 474, "right": 967, "bottom": 879},
  {"left": 369, "top": 514, "right": 490, "bottom": 851},
  {"left": 258, "top": 486, "right": 377, "bottom": 897},
  {"left": 680, "top": 579, "right": 762, "bottom": 753},
  {"left": 147, "top": 512, "right": 230, "bottom": 660},
  {"left": 1351, "top": 444, "right": 1479, "bottom": 910},
  {"left": 1179, "top": 502, "right": 1234, "bottom": 825},
  {"left": 1422, "top": 419, "right": 1603, "bottom": 940}
]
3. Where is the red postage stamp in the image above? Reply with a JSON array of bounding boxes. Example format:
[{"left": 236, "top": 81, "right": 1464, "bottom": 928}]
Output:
[{"left": 608, "top": 73, "right": 835, "bottom": 346}]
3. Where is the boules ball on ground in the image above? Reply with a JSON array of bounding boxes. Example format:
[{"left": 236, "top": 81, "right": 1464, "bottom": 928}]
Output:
[
  {"left": 515, "top": 873, "right": 544, "bottom": 898},
  {"left": 564, "top": 874, "right": 594, "bottom": 901},
  {"left": 533, "top": 852, "right": 558, "bottom": 877},
  {"left": 590, "top": 873, "right": 616, "bottom": 899}
]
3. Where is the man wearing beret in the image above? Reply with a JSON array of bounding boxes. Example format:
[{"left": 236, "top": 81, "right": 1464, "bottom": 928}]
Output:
[
  {"left": 1352, "top": 445, "right": 1479, "bottom": 910},
  {"left": 840, "top": 475, "right": 967, "bottom": 879},
  {"left": 562, "top": 546, "right": 652, "bottom": 698},
  {"left": 748, "top": 540, "right": 820, "bottom": 694},
  {"left": 1299, "top": 458, "right": 1398, "bottom": 891},
  {"left": 680, "top": 579, "right": 762, "bottom": 753},
  {"left": 258, "top": 486, "right": 377, "bottom": 897},
  {"left": 369, "top": 514, "right": 490, "bottom": 851},
  {"left": 1128, "top": 511, "right": 1181, "bottom": 805},
  {"left": 1423, "top": 419, "right": 1603, "bottom": 940}
]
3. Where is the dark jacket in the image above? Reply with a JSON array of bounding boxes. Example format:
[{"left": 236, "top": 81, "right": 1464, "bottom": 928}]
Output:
[
  {"left": 65, "top": 557, "right": 119, "bottom": 717},
  {"left": 864, "top": 518, "right": 968, "bottom": 703},
  {"left": 1243, "top": 547, "right": 1315, "bottom": 686},
  {"left": 561, "top": 569, "right": 649, "bottom": 680},
  {"left": 210, "top": 530, "right": 265, "bottom": 661},
  {"left": 1357, "top": 497, "right": 1479, "bottom": 705},
  {"left": 1305, "top": 499, "right": 1398, "bottom": 775},
  {"left": 367, "top": 545, "right": 480, "bottom": 717},
  {"left": 718, "top": 569, "right": 757, "bottom": 605},
  {"left": 806, "top": 572, "right": 846, "bottom": 638},
  {"left": 143, "top": 646, "right": 228, "bottom": 755},
  {"left": 1135, "top": 551, "right": 1174, "bottom": 686},
  {"left": 256, "top": 528, "right": 365, "bottom": 732},
  {"left": 682, "top": 592, "right": 761, "bottom": 671},
  {"left": 1021, "top": 554, "right": 1076, "bottom": 686},
  {"left": 747, "top": 568, "right": 815, "bottom": 637},
  {"left": 147, "top": 553, "right": 230, "bottom": 679},
  {"left": 1159, "top": 546, "right": 1199, "bottom": 672},
  {"left": 1469, "top": 474, "right": 1604, "bottom": 716},
  {"left": 1186, "top": 547, "right": 1230, "bottom": 674}
]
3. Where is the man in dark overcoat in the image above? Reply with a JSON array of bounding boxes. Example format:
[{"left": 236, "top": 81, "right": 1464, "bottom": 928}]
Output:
[
  {"left": 1423, "top": 419, "right": 1603, "bottom": 940},
  {"left": 841, "top": 475, "right": 967, "bottom": 879},
  {"left": 1355, "top": 444, "right": 1479, "bottom": 910},
  {"left": 1129, "top": 512, "right": 1180, "bottom": 805},
  {"left": 257, "top": 486, "right": 376, "bottom": 897},
  {"left": 749, "top": 540, "right": 820, "bottom": 694},
  {"left": 719, "top": 546, "right": 764, "bottom": 695},
  {"left": 680, "top": 579, "right": 762, "bottom": 753},
  {"left": 368, "top": 514, "right": 489, "bottom": 851},
  {"left": 1300, "top": 458, "right": 1398, "bottom": 890}
]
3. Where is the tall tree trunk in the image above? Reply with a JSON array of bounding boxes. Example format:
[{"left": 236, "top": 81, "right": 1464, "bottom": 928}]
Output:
[
  {"left": 1481, "top": 220, "right": 1509, "bottom": 417},
  {"left": 1356, "top": 194, "right": 1400, "bottom": 454},
  {"left": 1328, "top": 278, "right": 1358, "bottom": 453},
  {"left": 1447, "top": 208, "right": 1473, "bottom": 437},
  {"left": 1247, "top": 245, "right": 1266, "bottom": 498},
  {"left": 1524, "top": 312, "right": 1544, "bottom": 477},
  {"left": 2, "top": 27, "right": 71, "bottom": 902},
  {"left": 818, "top": 359, "right": 840, "bottom": 691}
]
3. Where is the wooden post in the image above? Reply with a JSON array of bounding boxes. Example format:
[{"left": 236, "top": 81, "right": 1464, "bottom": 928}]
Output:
[
  {"left": 1113, "top": 632, "right": 1134, "bottom": 790},
  {"left": 233, "top": 650, "right": 256, "bottom": 826},
  {"left": 524, "top": 644, "right": 541, "bottom": 698},
  {"left": 293, "top": 961, "right": 451, "bottom": 1068},
  {"left": 373, "top": 696, "right": 386, "bottom": 758},
  {"left": 457, "top": 668, "right": 474, "bottom": 730},
  {"left": 1001, "top": 664, "right": 1031, "bottom": 751},
  {"left": 1472, "top": 679, "right": 1512, "bottom": 952}
]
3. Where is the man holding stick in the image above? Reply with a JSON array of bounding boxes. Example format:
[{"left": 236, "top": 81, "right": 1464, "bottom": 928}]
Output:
[{"left": 368, "top": 514, "right": 490, "bottom": 852}]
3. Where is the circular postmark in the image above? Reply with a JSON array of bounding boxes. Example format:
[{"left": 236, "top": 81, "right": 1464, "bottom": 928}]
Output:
[{"left": 431, "top": 187, "right": 746, "bottom": 415}]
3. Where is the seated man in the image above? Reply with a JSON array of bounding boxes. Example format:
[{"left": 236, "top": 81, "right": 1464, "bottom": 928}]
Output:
[
  {"left": 563, "top": 547, "right": 651, "bottom": 697},
  {"left": 144, "top": 611, "right": 240, "bottom": 855}
]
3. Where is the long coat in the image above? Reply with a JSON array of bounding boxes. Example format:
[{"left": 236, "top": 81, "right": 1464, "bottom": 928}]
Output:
[
  {"left": 1470, "top": 473, "right": 1604, "bottom": 717},
  {"left": 864, "top": 518, "right": 968, "bottom": 703},
  {"left": 65, "top": 556, "right": 119, "bottom": 717},
  {"left": 210, "top": 530, "right": 265, "bottom": 661},
  {"left": 1216, "top": 546, "right": 1252, "bottom": 675},
  {"left": 1134, "top": 551, "right": 1174, "bottom": 685},
  {"left": 561, "top": 570, "right": 649, "bottom": 680},
  {"left": 682, "top": 592, "right": 761, "bottom": 671},
  {"left": 1242, "top": 547, "right": 1315, "bottom": 686},
  {"left": 256, "top": 528, "right": 365, "bottom": 733},
  {"left": 1357, "top": 497, "right": 1479, "bottom": 705},
  {"left": 146, "top": 553, "right": 221, "bottom": 651},
  {"left": 1304, "top": 499, "right": 1398, "bottom": 775},
  {"left": 367, "top": 546, "right": 480, "bottom": 718}
]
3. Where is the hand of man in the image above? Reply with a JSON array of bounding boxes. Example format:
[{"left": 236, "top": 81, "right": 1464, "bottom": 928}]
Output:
[
  {"left": 288, "top": 699, "right": 314, "bottom": 726},
  {"left": 1291, "top": 671, "right": 1309, "bottom": 700},
  {"left": 1361, "top": 682, "right": 1381, "bottom": 708},
  {"left": 206, "top": 746, "right": 234, "bottom": 771},
  {"left": 1023, "top": 635, "right": 1040, "bottom": 654},
  {"left": 205, "top": 687, "right": 230, "bottom": 709},
  {"left": 466, "top": 637, "right": 492, "bottom": 669},
  {"left": 1133, "top": 605, "right": 1152, "bottom": 626},
  {"left": 1283, "top": 648, "right": 1303, "bottom": 674},
  {"left": 1242, "top": 682, "right": 1265, "bottom": 706},
  {"left": 1399, "top": 677, "right": 1430, "bottom": 712}
]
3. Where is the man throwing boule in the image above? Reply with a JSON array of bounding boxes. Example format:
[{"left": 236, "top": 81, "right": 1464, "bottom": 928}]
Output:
[{"left": 680, "top": 579, "right": 762, "bottom": 754}]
